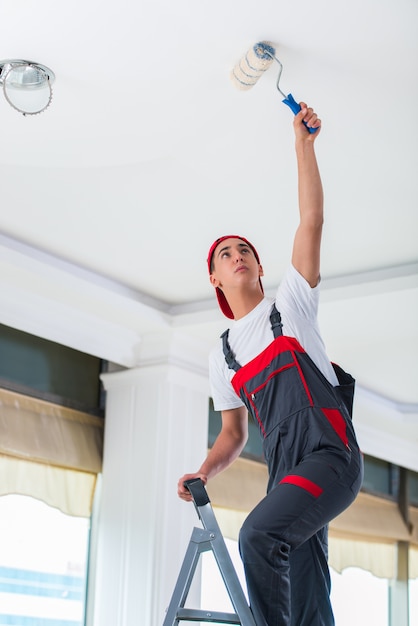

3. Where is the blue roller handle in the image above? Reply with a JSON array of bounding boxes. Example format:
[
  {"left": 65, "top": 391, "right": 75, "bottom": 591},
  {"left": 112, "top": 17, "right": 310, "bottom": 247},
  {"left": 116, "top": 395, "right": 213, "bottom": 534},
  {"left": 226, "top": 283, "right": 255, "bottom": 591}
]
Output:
[{"left": 282, "top": 93, "right": 318, "bottom": 134}]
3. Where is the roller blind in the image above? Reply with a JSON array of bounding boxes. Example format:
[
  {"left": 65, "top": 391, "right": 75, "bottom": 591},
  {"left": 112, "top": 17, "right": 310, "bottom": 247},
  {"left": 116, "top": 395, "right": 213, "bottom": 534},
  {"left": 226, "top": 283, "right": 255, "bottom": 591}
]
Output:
[{"left": 0, "top": 388, "right": 104, "bottom": 516}]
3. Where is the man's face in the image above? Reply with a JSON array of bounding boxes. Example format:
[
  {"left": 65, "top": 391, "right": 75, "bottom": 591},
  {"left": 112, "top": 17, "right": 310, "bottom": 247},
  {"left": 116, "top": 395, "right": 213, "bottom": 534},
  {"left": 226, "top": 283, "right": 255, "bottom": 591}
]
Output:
[{"left": 209, "top": 238, "right": 263, "bottom": 291}]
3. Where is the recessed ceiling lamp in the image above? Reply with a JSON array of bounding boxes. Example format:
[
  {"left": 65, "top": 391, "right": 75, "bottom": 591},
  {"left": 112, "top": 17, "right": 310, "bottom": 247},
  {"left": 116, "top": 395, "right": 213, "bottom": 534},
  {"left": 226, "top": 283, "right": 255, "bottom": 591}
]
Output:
[{"left": 0, "top": 59, "right": 55, "bottom": 116}]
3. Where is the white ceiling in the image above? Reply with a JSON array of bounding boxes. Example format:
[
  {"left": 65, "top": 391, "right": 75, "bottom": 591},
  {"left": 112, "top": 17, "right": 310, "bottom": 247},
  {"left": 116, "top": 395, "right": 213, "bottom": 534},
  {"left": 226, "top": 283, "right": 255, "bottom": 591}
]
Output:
[{"left": 1, "top": 1, "right": 417, "bottom": 464}]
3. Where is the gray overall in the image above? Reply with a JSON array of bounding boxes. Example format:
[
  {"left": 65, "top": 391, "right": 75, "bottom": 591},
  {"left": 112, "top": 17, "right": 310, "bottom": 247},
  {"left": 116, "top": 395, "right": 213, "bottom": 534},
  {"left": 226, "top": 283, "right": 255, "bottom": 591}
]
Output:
[{"left": 221, "top": 305, "right": 363, "bottom": 626}]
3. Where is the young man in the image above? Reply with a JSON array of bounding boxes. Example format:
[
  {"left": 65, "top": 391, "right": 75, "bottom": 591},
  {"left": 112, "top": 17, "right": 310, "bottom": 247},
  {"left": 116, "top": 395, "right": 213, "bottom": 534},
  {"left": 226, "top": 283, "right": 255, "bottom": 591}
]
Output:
[{"left": 177, "top": 104, "right": 363, "bottom": 625}]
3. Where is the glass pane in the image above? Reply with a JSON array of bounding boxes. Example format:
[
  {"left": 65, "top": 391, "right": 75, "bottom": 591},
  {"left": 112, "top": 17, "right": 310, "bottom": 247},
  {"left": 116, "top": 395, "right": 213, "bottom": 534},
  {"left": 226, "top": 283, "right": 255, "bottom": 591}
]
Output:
[
  {"left": 410, "top": 577, "right": 418, "bottom": 625},
  {"left": 0, "top": 495, "right": 89, "bottom": 626},
  {"left": 409, "top": 469, "right": 418, "bottom": 506},
  {"left": 201, "top": 537, "right": 247, "bottom": 611},
  {"left": 208, "top": 399, "right": 264, "bottom": 462},
  {"left": 362, "top": 455, "right": 394, "bottom": 497},
  {"left": 0, "top": 324, "right": 102, "bottom": 414},
  {"left": 330, "top": 567, "right": 388, "bottom": 625}
]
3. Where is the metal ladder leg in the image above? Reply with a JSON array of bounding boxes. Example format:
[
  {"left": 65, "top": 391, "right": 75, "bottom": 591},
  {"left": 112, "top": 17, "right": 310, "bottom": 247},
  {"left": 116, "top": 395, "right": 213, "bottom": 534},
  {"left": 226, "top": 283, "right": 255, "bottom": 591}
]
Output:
[{"left": 163, "top": 479, "right": 256, "bottom": 625}]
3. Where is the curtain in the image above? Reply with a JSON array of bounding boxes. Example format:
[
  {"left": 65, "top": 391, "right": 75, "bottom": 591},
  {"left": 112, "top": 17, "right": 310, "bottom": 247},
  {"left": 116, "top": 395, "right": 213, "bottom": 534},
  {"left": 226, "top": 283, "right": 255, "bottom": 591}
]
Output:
[{"left": 0, "top": 388, "right": 103, "bottom": 516}]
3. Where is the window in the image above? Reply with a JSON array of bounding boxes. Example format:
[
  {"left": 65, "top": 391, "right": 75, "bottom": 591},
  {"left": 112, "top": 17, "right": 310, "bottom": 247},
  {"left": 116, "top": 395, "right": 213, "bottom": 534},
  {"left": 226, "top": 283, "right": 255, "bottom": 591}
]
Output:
[
  {"left": 0, "top": 325, "right": 100, "bottom": 625},
  {"left": 0, "top": 494, "right": 90, "bottom": 626}
]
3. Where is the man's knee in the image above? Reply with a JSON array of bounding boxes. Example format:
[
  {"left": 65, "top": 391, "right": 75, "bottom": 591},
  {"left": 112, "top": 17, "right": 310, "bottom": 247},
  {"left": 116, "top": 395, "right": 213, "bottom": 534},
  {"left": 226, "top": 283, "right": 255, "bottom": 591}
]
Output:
[{"left": 239, "top": 516, "right": 290, "bottom": 565}]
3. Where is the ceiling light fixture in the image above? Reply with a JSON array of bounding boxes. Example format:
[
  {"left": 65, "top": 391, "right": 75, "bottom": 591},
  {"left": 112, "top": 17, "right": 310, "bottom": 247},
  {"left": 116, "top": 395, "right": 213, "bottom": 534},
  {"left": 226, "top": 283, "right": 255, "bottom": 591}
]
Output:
[{"left": 0, "top": 59, "right": 55, "bottom": 116}]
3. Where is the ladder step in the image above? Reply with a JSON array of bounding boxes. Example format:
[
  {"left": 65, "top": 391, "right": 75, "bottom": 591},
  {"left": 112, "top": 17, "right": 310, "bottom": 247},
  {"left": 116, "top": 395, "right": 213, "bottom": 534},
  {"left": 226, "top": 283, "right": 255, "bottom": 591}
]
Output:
[{"left": 176, "top": 607, "right": 241, "bottom": 623}]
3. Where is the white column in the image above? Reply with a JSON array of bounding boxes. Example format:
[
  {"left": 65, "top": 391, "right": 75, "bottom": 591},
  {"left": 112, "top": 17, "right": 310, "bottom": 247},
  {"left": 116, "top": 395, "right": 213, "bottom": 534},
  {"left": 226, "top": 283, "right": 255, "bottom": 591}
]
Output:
[{"left": 90, "top": 331, "right": 211, "bottom": 626}]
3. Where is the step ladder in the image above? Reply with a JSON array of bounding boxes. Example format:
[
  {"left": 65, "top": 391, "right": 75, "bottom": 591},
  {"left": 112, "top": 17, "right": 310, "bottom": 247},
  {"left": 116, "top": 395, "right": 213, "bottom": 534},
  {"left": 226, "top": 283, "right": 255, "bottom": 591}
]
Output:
[{"left": 163, "top": 478, "right": 256, "bottom": 625}]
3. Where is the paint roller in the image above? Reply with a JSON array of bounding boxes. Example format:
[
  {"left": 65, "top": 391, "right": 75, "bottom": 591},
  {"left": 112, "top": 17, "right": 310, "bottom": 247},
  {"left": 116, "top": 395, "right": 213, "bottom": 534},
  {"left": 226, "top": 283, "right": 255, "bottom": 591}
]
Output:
[{"left": 231, "top": 41, "right": 317, "bottom": 134}]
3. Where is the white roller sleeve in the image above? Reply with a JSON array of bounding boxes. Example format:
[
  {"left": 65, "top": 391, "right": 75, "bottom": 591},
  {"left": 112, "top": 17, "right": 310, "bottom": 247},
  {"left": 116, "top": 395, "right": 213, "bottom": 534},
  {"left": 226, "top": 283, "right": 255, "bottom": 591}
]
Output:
[{"left": 230, "top": 41, "right": 276, "bottom": 90}]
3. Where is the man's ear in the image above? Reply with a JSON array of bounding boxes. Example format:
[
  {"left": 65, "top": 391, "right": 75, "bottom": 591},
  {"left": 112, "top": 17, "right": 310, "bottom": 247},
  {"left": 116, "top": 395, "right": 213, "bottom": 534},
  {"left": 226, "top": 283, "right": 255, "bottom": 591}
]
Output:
[
  {"left": 210, "top": 274, "right": 220, "bottom": 288},
  {"left": 259, "top": 264, "right": 264, "bottom": 278}
]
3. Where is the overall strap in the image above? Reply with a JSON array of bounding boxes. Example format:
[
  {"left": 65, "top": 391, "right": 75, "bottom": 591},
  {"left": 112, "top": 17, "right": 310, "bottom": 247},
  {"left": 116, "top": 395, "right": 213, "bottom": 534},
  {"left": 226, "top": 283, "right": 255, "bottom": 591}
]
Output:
[
  {"left": 220, "top": 329, "right": 241, "bottom": 372},
  {"left": 221, "top": 304, "right": 283, "bottom": 371},
  {"left": 270, "top": 303, "right": 283, "bottom": 338}
]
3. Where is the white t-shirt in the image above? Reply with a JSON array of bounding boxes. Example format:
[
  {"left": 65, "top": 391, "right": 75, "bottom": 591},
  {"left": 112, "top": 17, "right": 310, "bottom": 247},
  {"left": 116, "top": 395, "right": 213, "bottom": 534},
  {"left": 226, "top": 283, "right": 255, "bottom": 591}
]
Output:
[{"left": 209, "top": 264, "right": 339, "bottom": 411}]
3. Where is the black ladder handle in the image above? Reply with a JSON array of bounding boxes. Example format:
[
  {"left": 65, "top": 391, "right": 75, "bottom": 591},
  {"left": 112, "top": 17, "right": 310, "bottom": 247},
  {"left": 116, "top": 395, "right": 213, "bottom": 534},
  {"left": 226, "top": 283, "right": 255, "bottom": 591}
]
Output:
[{"left": 183, "top": 478, "right": 210, "bottom": 507}]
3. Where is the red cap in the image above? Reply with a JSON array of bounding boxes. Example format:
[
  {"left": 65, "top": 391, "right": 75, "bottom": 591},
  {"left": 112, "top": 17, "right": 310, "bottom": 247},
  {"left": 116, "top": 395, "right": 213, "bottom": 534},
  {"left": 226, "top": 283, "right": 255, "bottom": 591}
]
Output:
[{"left": 207, "top": 235, "right": 263, "bottom": 319}]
